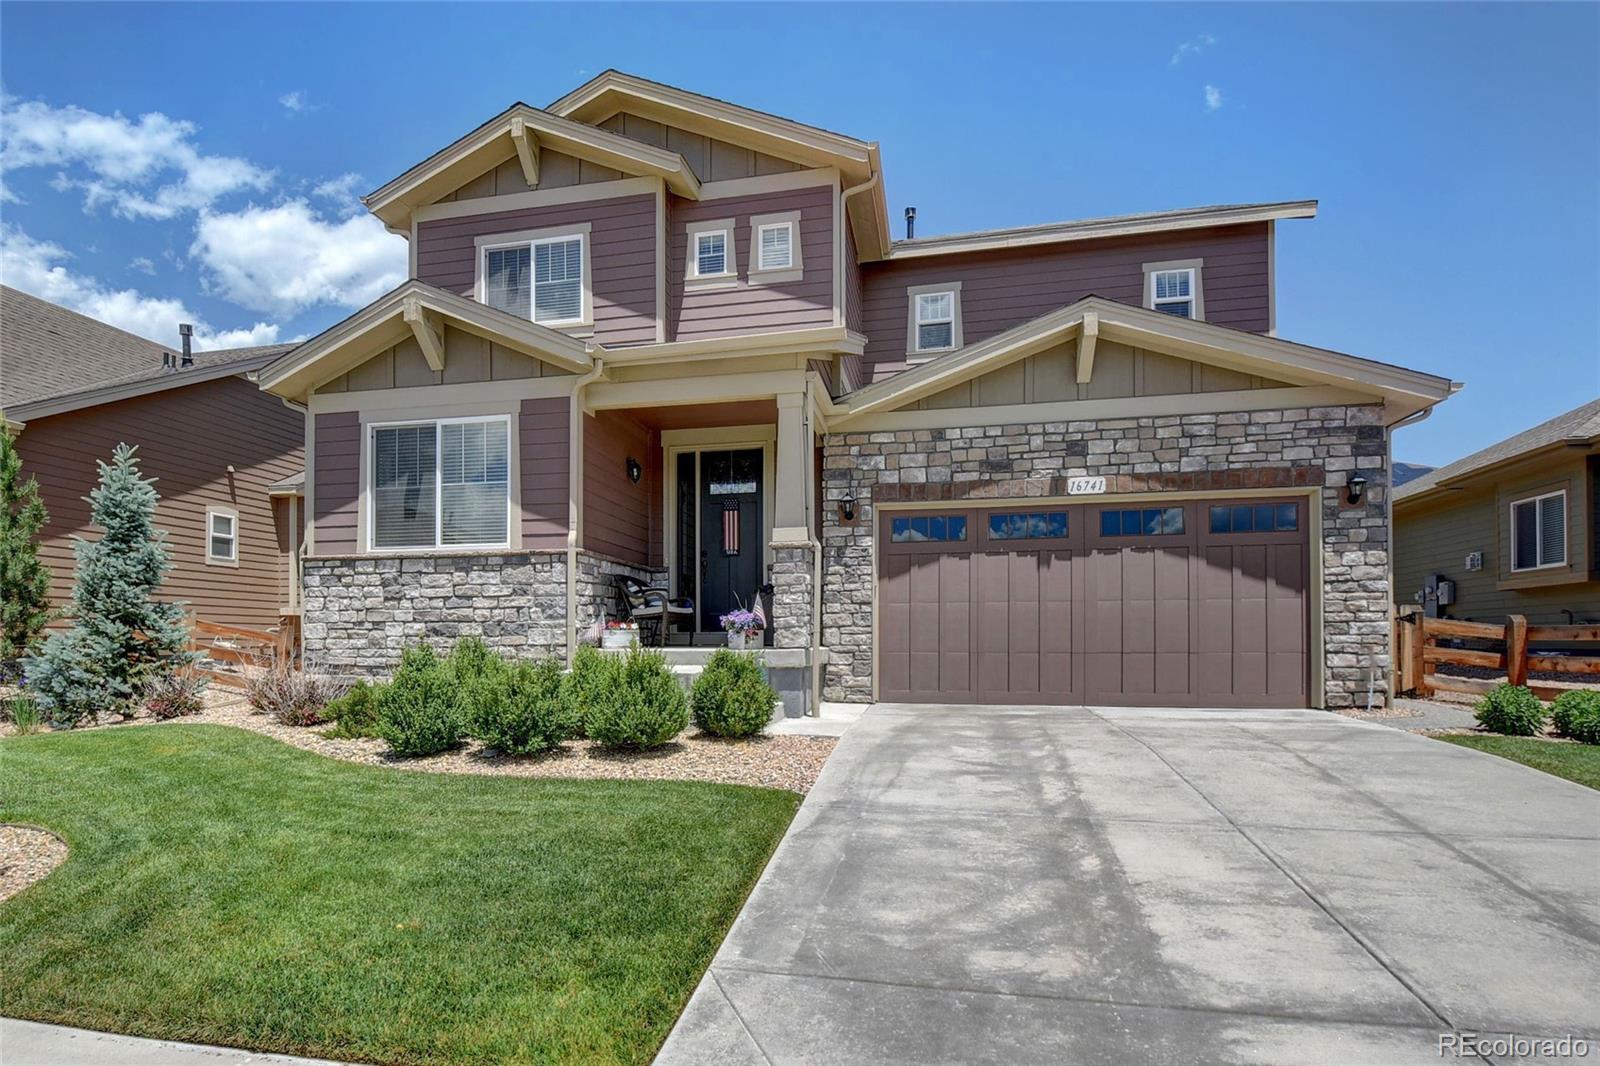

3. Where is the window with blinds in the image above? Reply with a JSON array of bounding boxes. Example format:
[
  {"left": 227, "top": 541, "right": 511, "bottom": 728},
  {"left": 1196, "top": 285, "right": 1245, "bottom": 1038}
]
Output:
[
  {"left": 757, "top": 222, "right": 793, "bottom": 271},
  {"left": 481, "top": 234, "right": 585, "bottom": 325},
  {"left": 1151, "top": 269, "right": 1194, "bottom": 317},
  {"left": 915, "top": 291, "right": 955, "bottom": 352},
  {"left": 372, "top": 419, "right": 510, "bottom": 549},
  {"left": 1511, "top": 490, "right": 1566, "bottom": 571},
  {"left": 694, "top": 231, "right": 728, "bottom": 276},
  {"left": 484, "top": 246, "right": 531, "bottom": 319}
]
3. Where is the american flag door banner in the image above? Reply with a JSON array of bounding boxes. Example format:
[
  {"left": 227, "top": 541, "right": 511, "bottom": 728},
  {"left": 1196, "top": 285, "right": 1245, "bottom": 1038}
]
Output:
[{"left": 722, "top": 498, "right": 740, "bottom": 555}]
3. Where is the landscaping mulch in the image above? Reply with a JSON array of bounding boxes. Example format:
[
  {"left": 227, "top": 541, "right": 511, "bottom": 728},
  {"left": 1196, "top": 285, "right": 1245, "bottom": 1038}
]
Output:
[{"left": 0, "top": 825, "right": 68, "bottom": 903}]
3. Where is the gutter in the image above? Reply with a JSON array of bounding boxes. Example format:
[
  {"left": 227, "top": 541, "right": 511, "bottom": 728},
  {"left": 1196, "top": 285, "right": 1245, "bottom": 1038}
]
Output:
[{"left": 566, "top": 357, "right": 607, "bottom": 664}]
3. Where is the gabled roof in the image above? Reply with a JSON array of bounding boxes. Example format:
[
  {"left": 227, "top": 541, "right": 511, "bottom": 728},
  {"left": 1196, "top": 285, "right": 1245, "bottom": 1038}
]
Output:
[
  {"left": 833, "top": 296, "right": 1457, "bottom": 425},
  {"left": 2, "top": 286, "right": 293, "bottom": 422},
  {"left": 1395, "top": 397, "right": 1600, "bottom": 504},
  {"left": 363, "top": 103, "right": 702, "bottom": 234},
  {"left": 257, "top": 280, "right": 594, "bottom": 403}
]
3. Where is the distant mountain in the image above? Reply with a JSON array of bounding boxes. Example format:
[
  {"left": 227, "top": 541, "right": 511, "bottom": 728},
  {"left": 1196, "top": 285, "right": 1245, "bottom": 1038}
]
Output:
[{"left": 1392, "top": 462, "right": 1435, "bottom": 487}]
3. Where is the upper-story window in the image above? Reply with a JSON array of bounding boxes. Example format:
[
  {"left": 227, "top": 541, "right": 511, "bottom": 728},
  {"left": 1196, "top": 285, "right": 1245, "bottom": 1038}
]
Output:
[
  {"left": 1510, "top": 489, "right": 1566, "bottom": 572},
  {"left": 748, "top": 211, "right": 803, "bottom": 284},
  {"left": 905, "top": 282, "right": 963, "bottom": 359},
  {"left": 477, "top": 224, "right": 591, "bottom": 327},
  {"left": 685, "top": 218, "right": 737, "bottom": 289},
  {"left": 205, "top": 506, "right": 238, "bottom": 566},
  {"left": 1143, "top": 258, "right": 1205, "bottom": 320},
  {"left": 696, "top": 231, "right": 728, "bottom": 276}
]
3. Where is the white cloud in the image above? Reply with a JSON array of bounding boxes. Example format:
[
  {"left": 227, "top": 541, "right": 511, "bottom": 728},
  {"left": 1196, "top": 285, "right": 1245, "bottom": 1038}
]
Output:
[
  {"left": 129, "top": 256, "right": 156, "bottom": 275},
  {"left": 191, "top": 199, "right": 406, "bottom": 316},
  {"left": 0, "top": 95, "right": 272, "bottom": 220},
  {"left": 1205, "top": 85, "right": 1224, "bottom": 112},
  {"left": 1172, "top": 33, "right": 1217, "bottom": 65},
  {"left": 1, "top": 224, "right": 279, "bottom": 349},
  {"left": 278, "top": 90, "right": 311, "bottom": 114},
  {"left": 311, "top": 172, "right": 365, "bottom": 215}
]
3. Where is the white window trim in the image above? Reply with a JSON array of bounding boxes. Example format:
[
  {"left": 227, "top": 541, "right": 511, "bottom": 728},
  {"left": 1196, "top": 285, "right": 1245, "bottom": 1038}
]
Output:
[
  {"left": 1509, "top": 489, "right": 1568, "bottom": 572},
  {"left": 1143, "top": 258, "right": 1205, "bottom": 320},
  {"left": 366, "top": 414, "right": 514, "bottom": 553},
  {"left": 747, "top": 210, "right": 804, "bottom": 285},
  {"left": 474, "top": 223, "right": 593, "bottom": 330},
  {"left": 684, "top": 217, "right": 737, "bottom": 291},
  {"left": 205, "top": 505, "right": 239, "bottom": 567},
  {"left": 905, "top": 281, "right": 963, "bottom": 359}
]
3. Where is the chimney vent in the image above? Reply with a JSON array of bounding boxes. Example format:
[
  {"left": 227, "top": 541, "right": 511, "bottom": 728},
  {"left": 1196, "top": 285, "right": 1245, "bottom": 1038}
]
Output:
[
  {"left": 179, "top": 323, "right": 194, "bottom": 367},
  {"left": 904, "top": 206, "right": 917, "bottom": 240},
  {"left": 160, "top": 351, "right": 175, "bottom": 371}
]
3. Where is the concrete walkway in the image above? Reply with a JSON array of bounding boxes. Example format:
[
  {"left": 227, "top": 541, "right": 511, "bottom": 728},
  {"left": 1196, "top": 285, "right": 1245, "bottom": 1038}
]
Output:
[
  {"left": 0, "top": 1018, "right": 352, "bottom": 1065},
  {"left": 658, "top": 704, "right": 1600, "bottom": 1064}
]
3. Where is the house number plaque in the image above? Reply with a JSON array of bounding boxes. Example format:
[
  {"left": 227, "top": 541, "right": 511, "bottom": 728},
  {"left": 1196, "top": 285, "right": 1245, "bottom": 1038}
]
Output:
[{"left": 1067, "top": 476, "right": 1106, "bottom": 496}]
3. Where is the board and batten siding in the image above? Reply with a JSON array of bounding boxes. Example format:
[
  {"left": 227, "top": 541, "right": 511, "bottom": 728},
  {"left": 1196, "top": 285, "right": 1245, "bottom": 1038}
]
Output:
[
  {"left": 857, "top": 223, "right": 1271, "bottom": 382},
  {"left": 599, "top": 111, "right": 802, "bottom": 184},
  {"left": 667, "top": 183, "right": 835, "bottom": 341},
  {"left": 582, "top": 409, "right": 661, "bottom": 567},
  {"left": 520, "top": 397, "right": 570, "bottom": 550},
  {"left": 312, "top": 411, "right": 360, "bottom": 556},
  {"left": 415, "top": 193, "right": 657, "bottom": 348},
  {"left": 17, "top": 375, "right": 304, "bottom": 630}
]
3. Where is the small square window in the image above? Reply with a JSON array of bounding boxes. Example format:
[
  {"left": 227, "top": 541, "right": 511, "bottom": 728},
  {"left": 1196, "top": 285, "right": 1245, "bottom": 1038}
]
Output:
[
  {"left": 1145, "top": 261, "right": 1202, "bottom": 319},
  {"left": 695, "top": 231, "right": 728, "bottom": 277},
  {"left": 757, "top": 222, "right": 793, "bottom": 271},
  {"left": 915, "top": 292, "right": 954, "bottom": 352}
]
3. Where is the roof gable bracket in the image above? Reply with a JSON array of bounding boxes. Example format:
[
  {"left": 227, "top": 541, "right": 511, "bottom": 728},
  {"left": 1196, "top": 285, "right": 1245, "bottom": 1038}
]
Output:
[
  {"left": 509, "top": 117, "right": 539, "bottom": 188},
  {"left": 402, "top": 298, "right": 446, "bottom": 371},
  {"left": 1076, "top": 312, "right": 1099, "bottom": 384}
]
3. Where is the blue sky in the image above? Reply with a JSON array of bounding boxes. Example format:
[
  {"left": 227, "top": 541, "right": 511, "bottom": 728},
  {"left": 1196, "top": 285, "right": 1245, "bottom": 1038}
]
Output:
[{"left": 1, "top": 2, "right": 1594, "bottom": 465}]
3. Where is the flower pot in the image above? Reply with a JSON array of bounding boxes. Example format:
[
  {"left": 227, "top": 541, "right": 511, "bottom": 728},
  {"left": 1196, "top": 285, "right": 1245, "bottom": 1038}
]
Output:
[
  {"left": 602, "top": 629, "right": 637, "bottom": 650},
  {"left": 727, "top": 631, "right": 747, "bottom": 650}
]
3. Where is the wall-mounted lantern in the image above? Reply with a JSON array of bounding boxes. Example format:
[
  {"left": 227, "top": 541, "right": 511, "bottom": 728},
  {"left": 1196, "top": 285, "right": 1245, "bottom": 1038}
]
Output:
[
  {"left": 1345, "top": 473, "right": 1368, "bottom": 506},
  {"left": 626, "top": 457, "right": 643, "bottom": 485},
  {"left": 839, "top": 494, "right": 857, "bottom": 521}
]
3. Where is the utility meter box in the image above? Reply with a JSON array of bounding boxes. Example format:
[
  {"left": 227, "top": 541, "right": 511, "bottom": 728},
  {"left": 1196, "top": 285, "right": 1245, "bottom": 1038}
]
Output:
[
  {"left": 1464, "top": 551, "right": 1483, "bottom": 572},
  {"left": 1436, "top": 578, "right": 1456, "bottom": 607}
]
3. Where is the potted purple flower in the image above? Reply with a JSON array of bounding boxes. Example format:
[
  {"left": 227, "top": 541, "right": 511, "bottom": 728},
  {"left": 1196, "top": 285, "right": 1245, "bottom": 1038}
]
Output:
[{"left": 719, "top": 608, "right": 762, "bottom": 650}]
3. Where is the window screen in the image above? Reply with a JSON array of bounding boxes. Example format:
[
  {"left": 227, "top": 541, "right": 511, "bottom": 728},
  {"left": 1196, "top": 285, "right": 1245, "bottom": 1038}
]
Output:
[
  {"left": 1512, "top": 493, "right": 1566, "bottom": 570},
  {"left": 533, "top": 237, "right": 583, "bottom": 323},
  {"left": 484, "top": 246, "right": 531, "bottom": 319},
  {"left": 440, "top": 421, "right": 509, "bottom": 545},
  {"left": 373, "top": 425, "right": 438, "bottom": 548}
]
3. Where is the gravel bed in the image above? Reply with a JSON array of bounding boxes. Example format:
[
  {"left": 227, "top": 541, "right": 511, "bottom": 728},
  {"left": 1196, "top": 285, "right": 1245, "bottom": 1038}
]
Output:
[{"left": 0, "top": 825, "right": 68, "bottom": 903}]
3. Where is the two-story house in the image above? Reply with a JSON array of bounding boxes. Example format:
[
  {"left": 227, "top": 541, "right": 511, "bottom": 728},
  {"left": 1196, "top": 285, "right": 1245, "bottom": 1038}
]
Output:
[{"left": 258, "top": 71, "right": 1457, "bottom": 714}]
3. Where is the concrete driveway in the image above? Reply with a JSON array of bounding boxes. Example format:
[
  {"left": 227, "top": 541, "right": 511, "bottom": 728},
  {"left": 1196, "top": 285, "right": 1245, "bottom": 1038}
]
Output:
[{"left": 658, "top": 705, "right": 1600, "bottom": 1065}]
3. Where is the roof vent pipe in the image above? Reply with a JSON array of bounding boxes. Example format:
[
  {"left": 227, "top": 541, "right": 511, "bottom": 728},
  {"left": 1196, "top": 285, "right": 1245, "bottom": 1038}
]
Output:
[
  {"left": 160, "top": 351, "right": 174, "bottom": 371},
  {"left": 904, "top": 206, "right": 916, "bottom": 240},
  {"left": 179, "top": 323, "right": 194, "bottom": 367}
]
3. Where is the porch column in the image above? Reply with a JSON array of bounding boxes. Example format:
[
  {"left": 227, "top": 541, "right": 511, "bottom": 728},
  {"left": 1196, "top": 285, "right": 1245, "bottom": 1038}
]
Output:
[
  {"left": 769, "top": 391, "right": 817, "bottom": 716},
  {"left": 773, "top": 392, "right": 809, "bottom": 533}
]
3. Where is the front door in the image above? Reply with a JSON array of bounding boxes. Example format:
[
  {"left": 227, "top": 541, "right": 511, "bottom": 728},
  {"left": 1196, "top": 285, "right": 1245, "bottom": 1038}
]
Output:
[{"left": 698, "top": 449, "right": 764, "bottom": 631}]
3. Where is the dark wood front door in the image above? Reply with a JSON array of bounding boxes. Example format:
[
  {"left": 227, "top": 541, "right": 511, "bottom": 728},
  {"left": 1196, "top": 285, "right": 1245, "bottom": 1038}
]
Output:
[{"left": 698, "top": 449, "right": 764, "bottom": 631}]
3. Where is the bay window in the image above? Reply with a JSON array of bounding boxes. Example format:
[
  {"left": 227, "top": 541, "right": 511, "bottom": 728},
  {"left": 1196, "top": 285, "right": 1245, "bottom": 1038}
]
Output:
[{"left": 371, "top": 417, "right": 510, "bottom": 550}]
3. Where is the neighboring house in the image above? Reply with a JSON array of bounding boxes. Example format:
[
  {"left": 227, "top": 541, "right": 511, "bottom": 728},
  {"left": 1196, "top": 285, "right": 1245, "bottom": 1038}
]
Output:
[
  {"left": 256, "top": 70, "right": 1457, "bottom": 713},
  {"left": 1, "top": 287, "right": 304, "bottom": 632},
  {"left": 1394, "top": 398, "right": 1600, "bottom": 625},
  {"left": 1392, "top": 462, "right": 1435, "bottom": 488}
]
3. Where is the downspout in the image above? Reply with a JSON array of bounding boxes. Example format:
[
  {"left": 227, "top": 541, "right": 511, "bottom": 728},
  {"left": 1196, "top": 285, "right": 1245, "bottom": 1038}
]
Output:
[{"left": 566, "top": 358, "right": 606, "bottom": 665}]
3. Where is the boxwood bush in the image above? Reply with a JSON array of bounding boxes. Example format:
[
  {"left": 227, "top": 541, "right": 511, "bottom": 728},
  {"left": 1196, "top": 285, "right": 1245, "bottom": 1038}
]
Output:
[
  {"left": 1474, "top": 683, "right": 1547, "bottom": 736},
  {"left": 690, "top": 649, "right": 776, "bottom": 738},
  {"left": 585, "top": 648, "right": 687, "bottom": 750},
  {"left": 323, "top": 679, "right": 382, "bottom": 739},
  {"left": 561, "top": 644, "right": 618, "bottom": 737},
  {"left": 377, "top": 644, "right": 465, "bottom": 756},
  {"left": 1550, "top": 689, "right": 1600, "bottom": 745},
  {"left": 468, "top": 657, "right": 576, "bottom": 755}
]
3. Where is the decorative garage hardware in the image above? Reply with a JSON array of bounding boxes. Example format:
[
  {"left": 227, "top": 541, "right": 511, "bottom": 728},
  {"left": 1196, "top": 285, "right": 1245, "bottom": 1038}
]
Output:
[
  {"left": 839, "top": 494, "right": 857, "bottom": 521},
  {"left": 1345, "top": 472, "right": 1368, "bottom": 505},
  {"left": 626, "top": 457, "right": 642, "bottom": 484},
  {"left": 988, "top": 511, "right": 1069, "bottom": 540},
  {"left": 1100, "top": 507, "right": 1186, "bottom": 537},
  {"left": 1067, "top": 476, "right": 1106, "bottom": 495},
  {"left": 1209, "top": 503, "right": 1298, "bottom": 534},
  {"left": 890, "top": 514, "right": 968, "bottom": 543}
]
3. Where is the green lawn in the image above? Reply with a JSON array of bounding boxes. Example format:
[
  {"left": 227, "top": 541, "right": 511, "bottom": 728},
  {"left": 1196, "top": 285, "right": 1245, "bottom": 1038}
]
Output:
[
  {"left": 0, "top": 725, "right": 798, "bottom": 1065},
  {"left": 1436, "top": 734, "right": 1600, "bottom": 791}
]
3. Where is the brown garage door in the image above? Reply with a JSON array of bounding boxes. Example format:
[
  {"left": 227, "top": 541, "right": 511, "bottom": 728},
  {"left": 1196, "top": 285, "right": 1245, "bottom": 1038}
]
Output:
[{"left": 877, "top": 499, "right": 1309, "bottom": 708}]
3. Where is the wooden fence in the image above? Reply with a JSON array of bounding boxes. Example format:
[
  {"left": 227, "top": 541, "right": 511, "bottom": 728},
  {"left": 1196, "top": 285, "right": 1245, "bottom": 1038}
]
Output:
[
  {"left": 187, "top": 616, "right": 300, "bottom": 690},
  {"left": 1396, "top": 611, "right": 1600, "bottom": 700}
]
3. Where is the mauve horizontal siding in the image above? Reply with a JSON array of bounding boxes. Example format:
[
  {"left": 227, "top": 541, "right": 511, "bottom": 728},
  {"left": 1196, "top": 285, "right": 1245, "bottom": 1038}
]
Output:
[
  {"left": 16, "top": 375, "right": 304, "bottom": 630},
  {"left": 668, "top": 184, "right": 834, "bottom": 341},
  {"left": 313, "top": 411, "right": 360, "bottom": 556},
  {"left": 416, "top": 193, "right": 657, "bottom": 347},
  {"left": 857, "top": 224, "right": 1270, "bottom": 383},
  {"left": 844, "top": 218, "right": 863, "bottom": 333},
  {"left": 583, "top": 410, "right": 661, "bottom": 567},
  {"left": 520, "top": 397, "right": 570, "bottom": 549}
]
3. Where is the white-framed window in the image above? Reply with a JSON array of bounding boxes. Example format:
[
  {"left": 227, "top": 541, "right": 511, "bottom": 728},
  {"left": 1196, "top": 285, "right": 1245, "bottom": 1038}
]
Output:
[
  {"left": 370, "top": 415, "right": 511, "bottom": 551},
  {"left": 205, "top": 507, "right": 238, "bottom": 566},
  {"left": 1143, "top": 258, "right": 1205, "bottom": 320},
  {"left": 905, "top": 282, "right": 963, "bottom": 357},
  {"left": 747, "top": 210, "right": 803, "bottom": 284},
  {"left": 476, "top": 225, "right": 591, "bottom": 327},
  {"left": 685, "top": 218, "right": 737, "bottom": 289},
  {"left": 1510, "top": 489, "right": 1567, "bottom": 572}
]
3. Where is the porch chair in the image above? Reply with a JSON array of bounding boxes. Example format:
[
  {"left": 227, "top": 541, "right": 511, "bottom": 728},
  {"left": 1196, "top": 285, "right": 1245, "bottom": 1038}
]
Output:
[{"left": 614, "top": 575, "right": 694, "bottom": 647}]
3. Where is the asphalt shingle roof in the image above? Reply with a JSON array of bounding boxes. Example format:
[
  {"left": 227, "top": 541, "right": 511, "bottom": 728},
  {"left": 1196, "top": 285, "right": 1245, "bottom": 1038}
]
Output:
[
  {"left": 0, "top": 286, "right": 293, "bottom": 411},
  {"left": 1395, "top": 397, "right": 1600, "bottom": 501}
]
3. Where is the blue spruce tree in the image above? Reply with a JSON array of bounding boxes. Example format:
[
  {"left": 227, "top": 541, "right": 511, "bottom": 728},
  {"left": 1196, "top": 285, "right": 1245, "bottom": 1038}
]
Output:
[{"left": 25, "top": 444, "right": 193, "bottom": 724}]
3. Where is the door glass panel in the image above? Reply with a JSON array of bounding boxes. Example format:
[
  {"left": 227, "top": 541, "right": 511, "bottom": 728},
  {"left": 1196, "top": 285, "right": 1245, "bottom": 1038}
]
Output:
[
  {"left": 1275, "top": 503, "right": 1298, "bottom": 531},
  {"left": 891, "top": 514, "right": 967, "bottom": 543},
  {"left": 676, "top": 452, "right": 696, "bottom": 601}
]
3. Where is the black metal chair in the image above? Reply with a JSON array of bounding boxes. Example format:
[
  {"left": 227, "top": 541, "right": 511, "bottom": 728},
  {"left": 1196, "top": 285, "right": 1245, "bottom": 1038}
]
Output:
[{"left": 614, "top": 575, "right": 694, "bottom": 647}]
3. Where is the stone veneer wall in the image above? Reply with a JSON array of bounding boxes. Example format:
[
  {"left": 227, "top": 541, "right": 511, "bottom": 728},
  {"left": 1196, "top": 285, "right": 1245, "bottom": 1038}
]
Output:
[
  {"left": 575, "top": 551, "right": 668, "bottom": 639},
  {"left": 770, "top": 544, "right": 816, "bottom": 649},
  {"left": 820, "top": 404, "right": 1390, "bottom": 709},
  {"left": 301, "top": 552, "right": 568, "bottom": 673}
]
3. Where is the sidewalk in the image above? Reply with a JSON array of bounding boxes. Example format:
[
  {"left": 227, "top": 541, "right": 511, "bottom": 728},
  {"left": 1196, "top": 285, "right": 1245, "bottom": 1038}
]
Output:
[{"left": 0, "top": 1018, "right": 353, "bottom": 1066}]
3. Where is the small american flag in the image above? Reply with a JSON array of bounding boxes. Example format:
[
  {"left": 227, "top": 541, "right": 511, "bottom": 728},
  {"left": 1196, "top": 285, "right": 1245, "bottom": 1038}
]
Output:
[{"left": 752, "top": 594, "right": 766, "bottom": 630}]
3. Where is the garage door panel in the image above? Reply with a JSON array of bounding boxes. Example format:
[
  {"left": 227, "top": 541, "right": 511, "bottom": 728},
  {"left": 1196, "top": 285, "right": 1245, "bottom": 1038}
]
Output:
[{"left": 939, "top": 554, "right": 973, "bottom": 695}]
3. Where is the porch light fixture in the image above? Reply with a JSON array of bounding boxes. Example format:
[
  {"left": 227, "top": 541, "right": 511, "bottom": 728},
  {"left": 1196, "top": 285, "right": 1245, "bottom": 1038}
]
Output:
[
  {"left": 1345, "top": 473, "right": 1368, "bottom": 505},
  {"left": 839, "top": 494, "right": 857, "bottom": 521},
  {"left": 626, "top": 457, "right": 642, "bottom": 485}
]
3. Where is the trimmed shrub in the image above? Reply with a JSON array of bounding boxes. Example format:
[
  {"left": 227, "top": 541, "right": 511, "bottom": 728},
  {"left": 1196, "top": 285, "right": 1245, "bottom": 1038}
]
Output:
[
  {"left": 1550, "top": 689, "right": 1600, "bottom": 745},
  {"left": 446, "top": 635, "right": 500, "bottom": 686},
  {"left": 1474, "top": 683, "right": 1547, "bottom": 737},
  {"left": 323, "top": 679, "right": 382, "bottom": 739},
  {"left": 245, "top": 656, "right": 348, "bottom": 727},
  {"left": 690, "top": 649, "right": 776, "bottom": 738},
  {"left": 377, "top": 644, "right": 464, "bottom": 756},
  {"left": 469, "top": 657, "right": 577, "bottom": 755},
  {"left": 586, "top": 648, "right": 688, "bottom": 750},
  {"left": 562, "top": 644, "right": 619, "bottom": 737},
  {"left": 144, "top": 671, "right": 208, "bottom": 720}
]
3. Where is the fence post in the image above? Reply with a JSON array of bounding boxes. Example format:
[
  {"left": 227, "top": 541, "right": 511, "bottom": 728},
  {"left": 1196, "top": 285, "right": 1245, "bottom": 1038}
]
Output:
[{"left": 1506, "top": 614, "right": 1528, "bottom": 687}]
